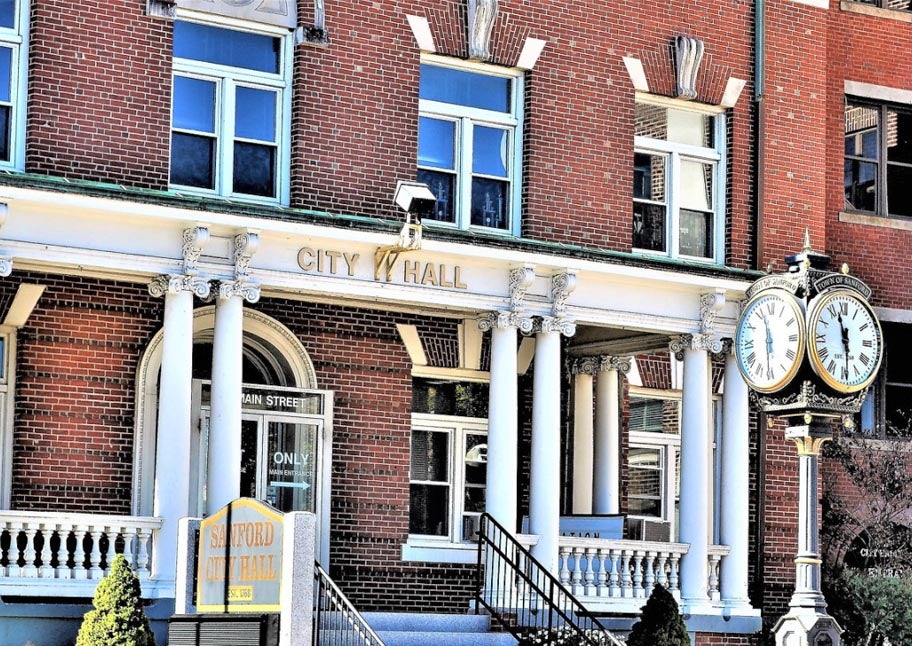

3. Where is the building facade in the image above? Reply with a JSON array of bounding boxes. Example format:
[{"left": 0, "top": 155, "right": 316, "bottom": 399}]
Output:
[{"left": 0, "top": 0, "right": 904, "bottom": 644}]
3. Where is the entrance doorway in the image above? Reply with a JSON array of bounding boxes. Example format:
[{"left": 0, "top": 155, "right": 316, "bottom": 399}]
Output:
[{"left": 193, "top": 380, "right": 334, "bottom": 563}]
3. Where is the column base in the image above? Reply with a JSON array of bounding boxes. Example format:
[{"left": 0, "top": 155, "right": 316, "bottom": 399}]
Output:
[
  {"left": 722, "top": 598, "right": 761, "bottom": 618},
  {"left": 681, "top": 597, "right": 716, "bottom": 616},
  {"left": 774, "top": 609, "right": 841, "bottom": 646}
]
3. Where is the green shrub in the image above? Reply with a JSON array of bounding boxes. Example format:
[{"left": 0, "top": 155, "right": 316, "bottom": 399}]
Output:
[
  {"left": 76, "top": 554, "right": 155, "bottom": 646},
  {"left": 625, "top": 584, "right": 690, "bottom": 646}
]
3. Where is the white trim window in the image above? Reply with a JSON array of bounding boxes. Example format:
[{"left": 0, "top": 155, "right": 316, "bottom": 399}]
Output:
[
  {"left": 417, "top": 57, "right": 523, "bottom": 235},
  {"left": 633, "top": 99, "right": 726, "bottom": 263},
  {"left": 170, "top": 16, "right": 292, "bottom": 204},
  {"left": 409, "top": 415, "right": 487, "bottom": 543},
  {"left": 0, "top": 0, "right": 28, "bottom": 170}
]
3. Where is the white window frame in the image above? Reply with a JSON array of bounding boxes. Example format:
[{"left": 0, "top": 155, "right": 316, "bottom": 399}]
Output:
[
  {"left": 170, "top": 10, "right": 292, "bottom": 206},
  {"left": 634, "top": 96, "right": 727, "bottom": 264},
  {"left": 418, "top": 54, "right": 524, "bottom": 236},
  {"left": 0, "top": 328, "right": 17, "bottom": 508},
  {"left": 628, "top": 389, "right": 722, "bottom": 543},
  {"left": 0, "top": 0, "right": 28, "bottom": 171}
]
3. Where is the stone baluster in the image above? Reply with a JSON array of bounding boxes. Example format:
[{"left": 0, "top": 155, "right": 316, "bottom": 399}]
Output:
[
  {"left": 584, "top": 548, "right": 597, "bottom": 595},
  {"left": 88, "top": 529, "right": 104, "bottom": 578},
  {"left": 136, "top": 529, "right": 152, "bottom": 580},
  {"left": 72, "top": 526, "right": 88, "bottom": 580},
  {"left": 657, "top": 552, "right": 669, "bottom": 588},
  {"left": 6, "top": 521, "right": 21, "bottom": 577},
  {"left": 708, "top": 552, "right": 722, "bottom": 601},
  {"left": 620, "top": 551, "right": 633, "bottom": 598},
  {"left": 609, "top": 549, "right": 621, "bottom": 597},
  {"left": 104, "top": 528, "right": 117, "bottom": 574},
  {"left": 632, "top": 549, "right": 644, "bottom": 597},
  {"left": 38, "top": 526, "right": 54, "bottom": 577},
  {"left": 22, "top": 525, "right": 37, "bottom": 577}
]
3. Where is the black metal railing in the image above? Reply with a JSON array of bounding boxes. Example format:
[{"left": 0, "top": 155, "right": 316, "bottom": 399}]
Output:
[
  {"left": 475, "top": 513, "right": 624, "bottom": 646},
  {"left": 313, "top": 561, "right": 385, "bottom": 646}
]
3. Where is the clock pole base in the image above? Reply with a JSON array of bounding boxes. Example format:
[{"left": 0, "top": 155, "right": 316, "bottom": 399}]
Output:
[{"left": 774, "top": 609, "right": 841, "bottom": 646}]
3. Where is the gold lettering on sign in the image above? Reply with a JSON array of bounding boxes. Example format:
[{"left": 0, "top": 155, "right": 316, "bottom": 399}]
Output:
[{"left": 297, "top": 247, "right": 467, "bottom": 289}]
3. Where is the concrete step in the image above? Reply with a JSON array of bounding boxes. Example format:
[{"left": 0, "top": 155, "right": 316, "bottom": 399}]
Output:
[{"left": 361, "top": 612, "right": 516, "bottom": 646}]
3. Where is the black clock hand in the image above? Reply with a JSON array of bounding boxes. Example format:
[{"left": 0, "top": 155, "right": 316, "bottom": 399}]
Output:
[
  {"left": 838, "top": 312, "right": 850, "bottom": 373},
  {"left": 764, "top": 318, "right": 772, "bottom": 376}
]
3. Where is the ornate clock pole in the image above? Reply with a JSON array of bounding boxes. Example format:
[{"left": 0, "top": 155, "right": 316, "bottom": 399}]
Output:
[{"left": 733, "top": 233, "right": 884, "bottom": 646}]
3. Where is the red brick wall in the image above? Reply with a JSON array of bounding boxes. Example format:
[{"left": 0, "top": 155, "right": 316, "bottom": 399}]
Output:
[
  {"left": 25, "top": 1, "right": 172, "bottom": 186},
  {"left": 12, "top": 272, "right": 162, "bottom": 513}
]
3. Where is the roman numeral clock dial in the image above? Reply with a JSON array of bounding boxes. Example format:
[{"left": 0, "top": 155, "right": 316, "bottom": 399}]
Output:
[
  {"left": 807, "top": 288, "right": 883, "bottom": 393},
  {"left": 734, "top": 289, "right": 806, "bottom": 393}
]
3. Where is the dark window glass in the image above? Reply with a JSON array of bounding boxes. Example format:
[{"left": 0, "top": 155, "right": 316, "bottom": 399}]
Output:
[
  {"left": 471, "top": 177, "right": 508, "bottom": 229},
  {"left": 887, "top": 164, "right": 912, "bottom": 217},
  {"left": 171, "top": 133, "right": 215, "bottom": 189},
  {"left": 173, "top": 76, "right": 215, "bottom": 133},
  {"left": 240, "top": 420, "right": 259, "bottom": 499},
  {"left": 844, "top": 159, "right": 877, "bottom": 212},
  {"left": 419, "top": 64, "right": 510, "bottom": 112},
  {"left": 633, "top": 202, "right": 666, "bottom": 252},
  {"left": 417, "top": 169, "right": 455, "bottom": 223},
  {"left": 0, "top": 1, "right": 13, "bottom": 29},
  {"left": 887, "top": 109, "right": 912, "bottom": 164},
  {"left": 0, "top": 105, "right": 10, "bottom": 162},
  {"left": 0, "top": 46, "right": 11, "bottom": 103},
  {"left": 235, "top": 87, "right": 276, "bottom": 142},
  {"left": 174, "top": 21, "right": 280, "bottom": 74},
  {"left": 418, "top": 117, "right": 455, "bottom": 170},
  {"left": 412, "top": 378, "right": 489, "bottom": 417},
  {"left": 679, "top": 209, "right": 713, "bottom": 258},
  {"left": 233, "top": 142, "right": 275, "bottom": 197},
  {"left": 634, "top": 153, "right": 665, "bottom": 201},
  {"left": 409, "top": 484, "right": 449, "bottom": 535}
]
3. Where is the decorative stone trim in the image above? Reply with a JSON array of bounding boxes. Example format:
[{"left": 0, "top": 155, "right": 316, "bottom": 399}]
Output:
[
  {"left": 599, "top": 355, "right": 632, "bottom": 374},
  {"left": 0, "top": 257, "right": 12, "bottom": 278},
  {"left": 551, "top": 271, "right": 577, "bottom": 318},
  {"left": 700, "top": 289, "right": 725, "bottom": 334},
  {"left": 182, "top": 226, "right": 209, "bottom": 276},
  {"left": 467, "top": 0, "right": 499, "bottom": 61},
  {"left": 478, "top": 310, "right": 534, "bottom": 334},
  {"left": 148, "top": 274, "right": 211, "bottom": 299},
  {"left": 674, "top": 35, "right": 704, "bottom": 101},
  {"left": 670, "top": 333, "right": 723, "bottom": 360},
  {"left": 217, "top": 279, "right": 261, "bottom": 304},
  {"left": 146, "top": 0, "right": 176, "bottom": 19},
  {"left": 509, "top": 266, "right": 535, "bottom": 312},
  {"left": 536, "top": 315, "right": 576, "bottom": 337},
  {"left": 233, "top": 231, "right": 259, "bottom": 281}
]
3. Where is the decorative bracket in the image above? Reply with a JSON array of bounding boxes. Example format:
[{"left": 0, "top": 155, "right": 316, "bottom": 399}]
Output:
[
  {"left": 674, "top": 35, "right": 704, "bottom": 100},
  {"left": 700, "top": 288, "right": 725, "bottom": 334},
  {"left": 182, "top": 226, "right": 209, "bottom": 276},
  {"left": 467, "top": 0, "right": 499, "bottom": 61},
  {"left": 233, "top": 231, "right": 259, "bottom": 281},
  {"left": 509, "top": 266, "right": 535, "bottom": 312}
]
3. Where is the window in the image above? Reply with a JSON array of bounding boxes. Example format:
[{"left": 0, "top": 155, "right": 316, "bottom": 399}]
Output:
[
  {"left": 633, "top": 100, "right": 726, "bottom": 262},
  {"left": 851, "top": 0, "right": 912, "bottom": 10},
  {"left": 0, "top": 0, "right": 27, "bottom": 170},
  {"left": 860, "top": 322, "right": 912, "bottom": 438},
  {"left": 409, "top": 377, "right": 489, "bottom": 544},
  {"left": 417, "top": 58, "right": 523, "bottom": 234},
  {"left": 845, "top": 99, "right": 912, "bottom": 218},
  {"left": 171, "top": 19, "right": 291, "bottom": 203}
]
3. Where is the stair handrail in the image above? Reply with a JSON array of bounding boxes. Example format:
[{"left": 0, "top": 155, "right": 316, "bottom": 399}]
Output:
[
  {"left": 313, "top": 561, "right": 386, "bottom": 646},
  {"left": 475, "top": 513, "right": 624, "bottom": 646}
]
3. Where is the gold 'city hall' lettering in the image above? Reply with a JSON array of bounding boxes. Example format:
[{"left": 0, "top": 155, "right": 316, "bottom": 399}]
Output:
[
  {"left": 402, "top": 260, "right": 468, "bottom": 289},
  {"left": 298, "top": 247, "right": 360, "bottom": 276},
  {"left": 297, "top": 246, "right": 468, "bottom": 289},
  {"left": 204, "top": 554, "right": 278, "bottom": 583}
]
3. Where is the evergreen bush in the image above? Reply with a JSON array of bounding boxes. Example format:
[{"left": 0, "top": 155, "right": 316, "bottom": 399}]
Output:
[
  {"left": 625, "top": 584, "right": 690, "bottom": 646},
  {"left": 75, "top": 553, "right": 155, "bottom": 646}
]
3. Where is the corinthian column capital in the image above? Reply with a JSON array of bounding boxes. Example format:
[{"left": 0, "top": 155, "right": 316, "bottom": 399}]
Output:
[
  {"left": 149, "top": 274, "right": 211, "bottom": 299},
  {"left": 217, "top": 279, "right": 261, "bottom": 304},
  {"left": 670, "top": 333, "right": 723, "bottom": 360}
]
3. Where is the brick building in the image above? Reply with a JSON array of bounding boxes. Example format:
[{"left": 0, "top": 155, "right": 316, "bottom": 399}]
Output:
[{"left": 0, "top": 0, "right": 904, "bottom": 644}]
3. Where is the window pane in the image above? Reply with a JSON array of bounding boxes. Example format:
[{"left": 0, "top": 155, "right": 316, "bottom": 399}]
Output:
[
  {"left": 417, "top": 169, "right": 455, "bottom": 223},
  {"left": 679, "top": 209, "right": 713, "bottom": 258},
  {"left": 171, "top": 132, "right": 215, "bottom": 189},
  {"left": 173, "top": 76, "right": 216, "bottom": 133},
  {"left": 235, "top": 87, "right": 276, "bottom": 143},
  {"left": 680, "top": 160, "right": 713, "bottom": 212},
  {"left": 887, "top": 163, "right": 912, "bottom": 216},
  {"left": 464, "top": 436, "right": 486, "bottom": 486},
  {"left": 629, "top": 397, "right": 679, "bottom": 434},
  {"left": 0, "top": 1, "right": 12, "bottom": 28},
  {"left": 410, "top": 430, "right": 449, "bottom": 481},
  {"left": 409, "top": 484, "right": 449, "bottom": 536},
  {"left": 887, "top": 109, "right": 912, "bottom": 164},
  {"left": 473, "top": 126, "right": 508, "bottom": 177},
  {"left": 233, "top": 142, "right": 276, "bottom": 197},
  {"left": 0, "top": 47, "right": 11, "bottom": 103},
  {"left": 419, "top": 64, "right": 510, "bottom": 112},
  {"left": 845, "top": 103, "right": 879, "bottom": 158},
  {"left": 633, "top": 202, "right": 666, "bottom": 252},
  {"left": 412, "top": 378, "right": 490, "bottom": 417},
  {"left": 636, "top": 103, "right": 713, "bottom": 147},
  {"left": 265, "top": 422, "right": 317, "bottom": 513},
  {"left": 629, "top": 497, "right": 662, "bottom": 517},
  {"left": 240, "top": 420, "right": 259, "bottom": 499},
  {"left": 471, "top": 177, "right": 508, "bottom": 229},
  {"left": 634, "top": 153, "right": 665, "bottom": 201},
  {"left": 418, "top": 117, "right": 455, "bottom": 170},
  {"left": 844, "top": 159, "right": 877, "bottom": 211},
  {"left": 0, "top": 105, "right": 10, "bottom": 162},
  {"left": 174, "top": 21, "right": 280, "bottom": 74}
]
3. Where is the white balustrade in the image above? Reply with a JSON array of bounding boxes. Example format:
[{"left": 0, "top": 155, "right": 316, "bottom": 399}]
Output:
[
  {"left": 556, "top": 537, "right": 731, "bottom": 612},
  {"left": 0, "top": 511, "right": 163, "bottom": 597}
]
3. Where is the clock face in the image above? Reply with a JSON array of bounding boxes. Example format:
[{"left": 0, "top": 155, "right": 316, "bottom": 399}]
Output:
[
  {"left": 807, "top": 289, "right": 883, "bottom": 393},
  {"left": 735, "top": 289, "right": 806, "bottom": 393}
]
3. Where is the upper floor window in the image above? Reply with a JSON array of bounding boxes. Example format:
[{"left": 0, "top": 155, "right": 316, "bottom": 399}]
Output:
[
  {"left": 844, "top": 99, "right": 912, "bottom": 218},
  {"left": 171, "top": 19, "right": 291, "bottom": 204},
  {"left": 859, "top": 322, "right": 912, "bottom": 439},
  {"left": 418, "top": 59, "right": 523, "bottom": 235},
  {"left": 852, "top": 0, "right": 912, "bottom": 10},
  {"left": 0, "top": 0, "right": 27, "bottom": 170},
  {"left": 633, "top": 100, "right": 726, "bottom": 263}
]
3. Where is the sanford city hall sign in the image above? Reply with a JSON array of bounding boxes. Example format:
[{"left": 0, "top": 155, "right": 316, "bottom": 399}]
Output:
[{"left": 297, "top": 246, "right": 469, "bottom": 290}]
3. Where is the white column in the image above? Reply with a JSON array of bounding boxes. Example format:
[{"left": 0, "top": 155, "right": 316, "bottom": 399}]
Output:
[
  {"left": 207, "top": 281, "right": 259, "bottom": 514},
  {"left": 673, "top": 335, "right": 715, "bottom": 613},
  {"left": 593, "top": 357, "right": 627, "bottom": 515},
  {"left": 530, "top": 317, "right": 574, "bottom": 572},
  {"left": 148, "top": 274, "right": 209, "bottom": 583},
  {"left": 571, "top": 362, "right": 595, "bottom": 515},
  {"left": 720, "top": 348, "right": 753, "bottom": 612},
  {"left": 482, "top": 312, "right": 522, "bottom": 532}
]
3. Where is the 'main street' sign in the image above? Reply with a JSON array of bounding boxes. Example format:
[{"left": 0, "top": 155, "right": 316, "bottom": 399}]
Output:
[{"left": 197, "top": 498, "right": 284, "bottom": 613}]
